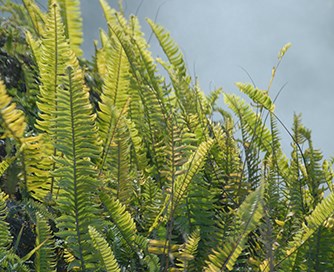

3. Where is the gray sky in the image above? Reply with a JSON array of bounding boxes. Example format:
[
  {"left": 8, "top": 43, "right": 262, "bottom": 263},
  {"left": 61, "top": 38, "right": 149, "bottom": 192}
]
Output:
[{"left": 50, "top": 0, "right": 334, "bottom": 157}]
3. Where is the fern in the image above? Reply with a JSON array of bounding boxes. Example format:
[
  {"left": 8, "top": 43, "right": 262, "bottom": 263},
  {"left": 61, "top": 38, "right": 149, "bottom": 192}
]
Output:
[
  {"left": 88, "top": 226, "right": 121, "bottom": 272},
  {"left": 175, "top": 227, "right": 201, "bottom": 271},
  {"left": 58, "top": 0, "right": 83, "bottom": 56},
  {"left": 99, "top": 192, "right": 149, "bottom": 269},
  {"left": 205, "top": 181, "right": 265, "bottom": 271},
  {"left": 0, "top": 81, "right": 27, "bottom": 141},
  {"left": 0, "top": 191, "right": 11, "bottom": 254},
  {"left": 34, "top": 212, "right": 56, "bottom": 272},
  {"left": 224, "top": 93, "right": 272, "bottom": 153},
  {"left": 147, "top": 19, "right": 187, "bottom": 78},
  {"left": 53, "top": 61, "right": 101, "bottom": 270},
  {"left": 22, "top": 0, "right": 45, "bottom": 36},
  {"left": 277, "top": 190, "right": 334, "bottom": 270},
  {"left": 236, "top": 83, "right": 275, "bottom": 112}
]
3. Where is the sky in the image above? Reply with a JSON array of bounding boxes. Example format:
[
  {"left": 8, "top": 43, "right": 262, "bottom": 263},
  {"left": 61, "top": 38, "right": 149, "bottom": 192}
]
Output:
[{"left": 38, "top": 0, "right": 334, "bottom": 158}]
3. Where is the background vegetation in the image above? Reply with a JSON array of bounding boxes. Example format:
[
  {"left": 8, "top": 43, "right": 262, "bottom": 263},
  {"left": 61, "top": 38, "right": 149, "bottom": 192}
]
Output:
[{"left": 0, "top": 0, "right": 334, "bottom": 271}]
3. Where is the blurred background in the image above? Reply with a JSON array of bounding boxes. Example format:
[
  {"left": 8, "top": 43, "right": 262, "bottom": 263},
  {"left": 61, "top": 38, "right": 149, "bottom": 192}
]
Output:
[{"left": 37, "top": 0, "right": 334, "bottom": 157}]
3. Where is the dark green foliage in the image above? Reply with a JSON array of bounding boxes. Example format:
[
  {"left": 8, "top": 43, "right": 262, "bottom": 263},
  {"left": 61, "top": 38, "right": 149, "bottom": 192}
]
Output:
[{"left": 0, "top": 1, "right": 334, "bottom": 271}]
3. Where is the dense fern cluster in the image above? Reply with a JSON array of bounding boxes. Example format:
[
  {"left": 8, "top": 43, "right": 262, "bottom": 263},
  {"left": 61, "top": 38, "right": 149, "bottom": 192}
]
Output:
[{"left": 0, "top": 0, "right": 334, "bottom": 271}]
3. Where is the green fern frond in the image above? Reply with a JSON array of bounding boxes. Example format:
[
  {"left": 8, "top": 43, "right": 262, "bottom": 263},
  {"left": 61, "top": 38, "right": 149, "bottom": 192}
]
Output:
[
  {"left": 175, "top": 227, "right": 201, "bottom": 271},
  {"left": 22, "top": 0, "right": 46, "bottom": 36},
  {"left": 0, "top": 81, "right": 27, "bottom": 141},
  {"left": 21, "top": 135, "right": 54, "bottom": 201},
  {"left": 97, "top": 29, "right": 130, "bottom": 110},
  {"left": 99, "top": 192, "right": 149, "bottom": 268},
  {"left": 147, "top": 19, "right": 187, "bottom": 78},
  {"left": 26, "top": 31, "right": 42, "bottom": 68},
  {"left": 172, "top": 138, "right": 214, "bottom": 218},
  {"left": 99, "top": 192, "right": 137, "bottom": 244},
  {"left": 58, "top": 0, "right": 83, "bottom": 56},
  {"left": 277, "top": 190, "right": 334, "bottom": 270},
  {"left": 88, "top": 226, "right": 121, "bottom": 272},
  {"left": 224, "top": 93, "right": 272, "bottom": 153},
  {"left": 0, "top": 191, "right": 12, "bottom": 253},
  {"left": 0, "top": 156, "right": 16, "bottom": 177},
  {"left": 34, "top": 0, "right": 69, "bottom": 134},
  {"left": 99, "top": 0, "right": 119, "bottom": 28},
  {"left": 35, "top": 212, "right": 56, "bottom": 272},
  {"left": 53, "top": 52, "right": 101, "bottom": 269},
  {"left": 205, "top": 181, "right": 265, "bottom": 271},
  {"left": 236, "top": 83, "right": 275, "bottom": 112}
]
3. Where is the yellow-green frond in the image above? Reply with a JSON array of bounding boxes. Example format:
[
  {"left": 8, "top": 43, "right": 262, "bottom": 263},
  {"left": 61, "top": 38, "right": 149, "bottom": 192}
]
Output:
[
  {"left": 35, "top": 213, "right": 56, "bottom": 272},
  {"left": 175, "top": 227, "right": 201, "bottom": 271},
  {"left": 279, "top": 190, "right": 334, "bottom": 269},
  {"left": 54, "top": 50, "right": 101, "bottom": 269},
  {"left": 236, "top": 82, "right": 275, "bottom": 112},
  {"left": 58, "top": 0, "right": 83, "bottom": 56},
  {"left": 35, "top": 0, "right": 69, "bottom": 134},
  {"left": 147, "top": 18, "right": 187, "bottom": 78},
  {"left": 0, "top": 192, "right": 12, "bottom": 252},
  {"left": 88, "top": 226, "right": 121, "bottom": 272},
  {"left": 224, "top": 93, "right": 272, "bottom": 152},
  {"left": 0, "top": 81, "right": 26, "bottom": 141},
  {"left": 205, "top": 181, "right": 265, "bottom": 271},
  {"left": 22, "top": 0, "right": 46, "bottom": 36}
]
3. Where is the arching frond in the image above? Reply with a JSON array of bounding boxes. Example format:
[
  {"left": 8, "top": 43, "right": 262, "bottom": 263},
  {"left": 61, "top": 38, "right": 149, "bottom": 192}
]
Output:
[
  {"left": 88, "top": 226, "right": 121, "bottom": 272},
  {"left": 224, "top": 93, "right": 272, "bottom": 153},
  {"left": 236, "top": 83, "right": 275, "bottom": 112},
  {"left": 175, "top": 227, "right": 201, "bottom": 271},
  {"left": 147, "top": 19, "right": 187, "bottom": 78},
  {"left": 0, "top": 81, "right": 26, "bottom": 141},
  {"left": 172, "top": 138, "right": 215, "bottom": 214}
]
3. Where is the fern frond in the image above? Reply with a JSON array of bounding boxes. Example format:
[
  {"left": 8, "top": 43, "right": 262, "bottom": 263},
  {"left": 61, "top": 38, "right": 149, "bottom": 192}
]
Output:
[
  {"left": 21, "top": 135, "right": 53, "bottom": 201},
  {"left": 58, "top": 0, "right": 83, "bottom": 56},
  {"left": 88, "top": 226, "right": 121, "bottom": 272},
  {"left": 236, "top": 83, "right": 275, "bottom": 112},
  {"left": 26, "top": 31, "right": 42, "bottom": 69},
  {"left": 35, "top": 212, "right": 56, "bottom": 272},
  {"left": 53, "top": 52, "right": 101, "bottom": 269},
  {"left": 173, "top": 138, "right": 214, "bottom": 210},
  {"left": 205, "top": 181, "right": 265, "bottom": 271},
  {"left": 99, "top": 192, "right": 149, "bottom": 268},
  {"left": 0, "top": 156, "right": 16, "bottom": 177},
  {"left": 147, "top": 19, "right": 187, "bottom": 78},
  {"left": 97, "top": 29, "right": 130, "bottom": 110},
  {"left": 0, "top": 81, "right": 26, "bottom": 141},
  {"left": 278, "top": 191, "right": 334, "bottom": 269},
  {"left": 224, "top": 93, "right": 272, "bottom": 153},
  {"left": 175, "top": 227, "right": 201, "bottom": 271},
  {"left": 99, "top": 192, "right": 137, "bottom": 244},
  {"left": 22, "top": 0, "right": 46, "bottom": 36},
  {"left": 34, "top": 0, "right": 69, "bottom": 134},
  {"left": 0, "top": 191, "right": 11, "bottom": 253}
]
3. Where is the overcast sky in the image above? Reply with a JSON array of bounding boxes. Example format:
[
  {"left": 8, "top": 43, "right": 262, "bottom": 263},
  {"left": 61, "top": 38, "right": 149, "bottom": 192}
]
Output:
[{"left": 37, "top": 0, "right": 334, "bottom": 157}]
